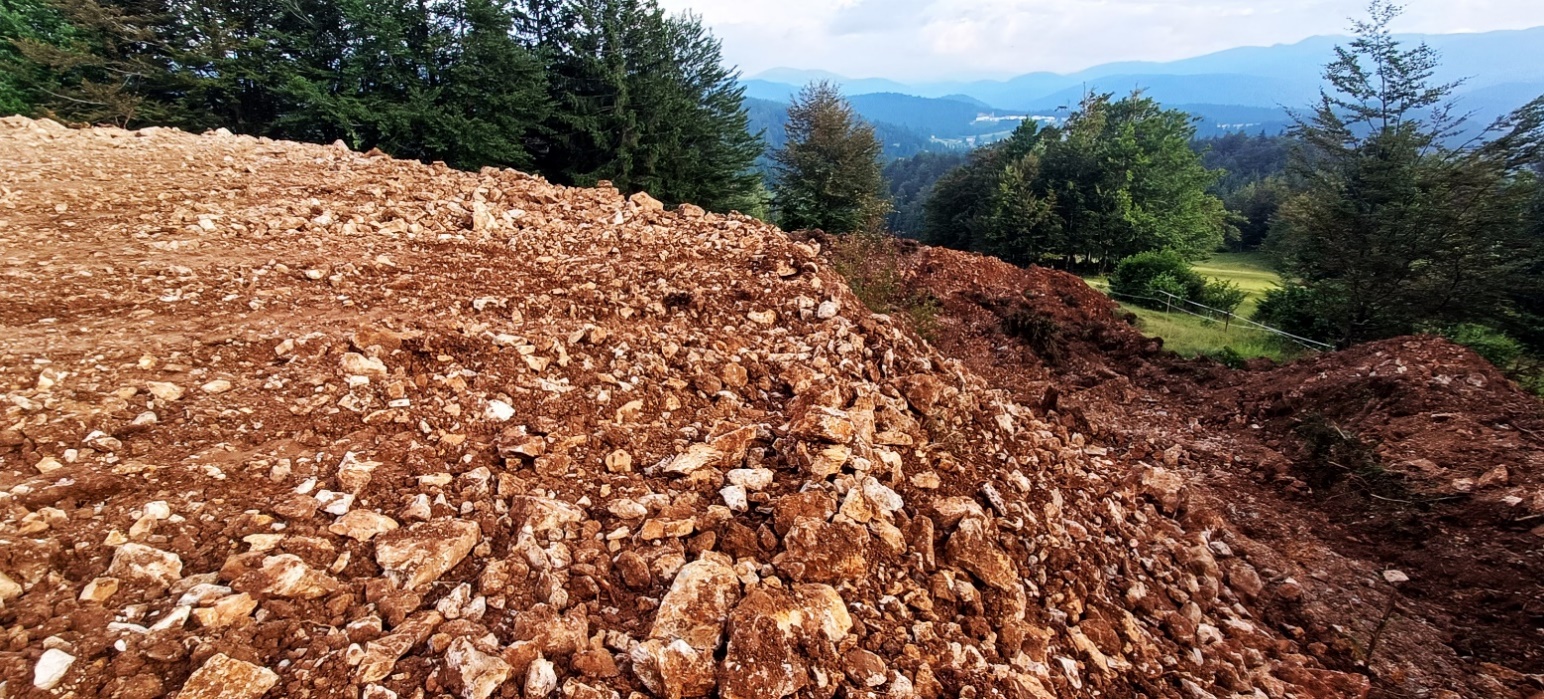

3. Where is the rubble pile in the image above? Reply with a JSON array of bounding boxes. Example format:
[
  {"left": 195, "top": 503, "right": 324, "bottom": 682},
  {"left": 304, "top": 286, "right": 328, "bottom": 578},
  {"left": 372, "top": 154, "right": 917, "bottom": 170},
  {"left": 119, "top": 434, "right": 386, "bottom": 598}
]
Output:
[
  {"left": 1, "top": 117, "right": 1372, "bottom": 698},
  {"left": 886, "top": 231, "right": 1544, "bottom": 695}
]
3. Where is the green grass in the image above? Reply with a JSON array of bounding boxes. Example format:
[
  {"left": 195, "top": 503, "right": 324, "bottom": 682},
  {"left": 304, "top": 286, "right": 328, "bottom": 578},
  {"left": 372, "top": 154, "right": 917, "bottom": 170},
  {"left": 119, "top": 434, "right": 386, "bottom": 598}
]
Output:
[
  {"left": 1190, "top": 251, "right": 1280, "bottom": 317},
  {"left": 1086, "top": 251, "right": 1305, "bottom": 363},
  {"left": 1119, "top": 303, "right": 1304, "bottom": 363}
]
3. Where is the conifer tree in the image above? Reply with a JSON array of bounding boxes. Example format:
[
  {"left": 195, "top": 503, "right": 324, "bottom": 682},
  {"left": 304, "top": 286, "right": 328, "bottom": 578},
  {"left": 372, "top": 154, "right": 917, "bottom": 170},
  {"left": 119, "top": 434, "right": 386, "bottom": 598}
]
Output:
[
  {"left": 771, "top": 81, "right": 889, "bottom": 233},
  {"left": 1263, "top": 1, "right": 1544, "bottom": 344}
]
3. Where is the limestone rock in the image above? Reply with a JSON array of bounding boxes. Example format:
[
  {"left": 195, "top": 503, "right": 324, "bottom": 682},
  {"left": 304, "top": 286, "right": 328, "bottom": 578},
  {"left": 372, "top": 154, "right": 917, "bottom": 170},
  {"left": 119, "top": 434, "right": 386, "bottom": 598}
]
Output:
[
  {"left": 341, "top": 352, "right": 388, "bottom": 379},
  {"left": 192, "top": 592, "right": 258, "bottom": 628},
  {"left": 375, "top": 519, "right": 481, "bottom": 590},
  {"left": 521, "top": 497, "right": 584, "bottom": 533},
  {"left": 0, "top": 571, "right": 21, "bottom": 603},
  {"left": 232, "top": 554, "right": 338, "bottom": 599},
  {"left": 633, "top": 559, "right": 741, "bottom": 698},
  {"left": 330, "top": 510, "right": 400, "bottom": 541},
  {"left": 446, "top": 637, "right": 513, "bottom": 699},
  {"left": 1139, "top": 467, "right": 1187, "bottom": 514},
  {"left": 33, "top": 648, "right": 74, "bottom": 690},
  {"left": 337, "top": 452, "right": 382, "bottom": 493},
  {"left": 775, "top": 519, "right": 868, "bottom": 583},
  {"left": 843, "top": 648, "right": 887, "bottom": 687},
  {"left": 945, "top": 517, "right": 1018, "bottom": 592},
  {"left": 178, "top": 653, "right": 278, "bottom": 699},
  {"left": 720, "top": 583, "right": 852, "bottom": 699},
  {"left": 525, "top": 656, "right": 557, "bottom": 698},
  {"left": 358, "top": 611, "right": 443, "bottom": 683},
  {"left": 789, "top": 406, "right": 856, "bottom": 444},
  {"left": 107, "top": 543, "right": 183, "bottom": 588},
  {"left": 146, "top": 381, "right": 185, "bottom": 401}
]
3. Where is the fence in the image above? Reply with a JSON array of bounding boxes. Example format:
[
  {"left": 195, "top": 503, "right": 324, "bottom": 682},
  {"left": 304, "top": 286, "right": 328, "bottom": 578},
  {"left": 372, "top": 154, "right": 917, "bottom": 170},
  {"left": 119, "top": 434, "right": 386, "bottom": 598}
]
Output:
[{"left": 1104, "top": 288, "right": 1336, "bottom": 352}]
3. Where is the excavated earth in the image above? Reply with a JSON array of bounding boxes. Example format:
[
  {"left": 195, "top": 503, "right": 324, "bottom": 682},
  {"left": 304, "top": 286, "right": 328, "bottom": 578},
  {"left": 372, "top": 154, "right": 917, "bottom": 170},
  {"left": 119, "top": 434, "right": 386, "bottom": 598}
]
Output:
[
  {"left": 0, "top": 117, "right": 1538, "bottom": 699},
  {"left": 890, "top": 246, "right": 1544, "bottom": 698}
]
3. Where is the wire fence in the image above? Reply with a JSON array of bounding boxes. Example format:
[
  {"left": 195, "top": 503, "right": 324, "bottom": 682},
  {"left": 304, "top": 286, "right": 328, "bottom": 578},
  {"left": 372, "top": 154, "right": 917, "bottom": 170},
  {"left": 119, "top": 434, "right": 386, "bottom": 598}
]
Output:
[{"left": 1104, "top": 288, "right": 1336, "bottom": 352}]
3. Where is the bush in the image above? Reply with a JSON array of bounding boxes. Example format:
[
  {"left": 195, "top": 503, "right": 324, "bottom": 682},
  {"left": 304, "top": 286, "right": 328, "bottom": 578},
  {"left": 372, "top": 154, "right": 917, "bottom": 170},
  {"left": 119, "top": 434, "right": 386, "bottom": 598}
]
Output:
[
  {"left": 1199, "top": 279, "right": 1248, "bottom": 317},
  {"left": 1109, "top": 251, "right": 1205, "bottom": 308},
  {"left": 1254, "top": 284, "right": 1342, "bottom": 345}
]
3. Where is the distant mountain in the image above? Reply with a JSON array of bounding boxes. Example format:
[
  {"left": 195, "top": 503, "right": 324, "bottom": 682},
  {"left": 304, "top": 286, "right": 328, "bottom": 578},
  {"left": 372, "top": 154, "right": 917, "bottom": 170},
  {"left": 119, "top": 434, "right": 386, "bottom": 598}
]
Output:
[
  {"left": 743, "top": 97, "right": 943, "bottom": 164},
  {"left": 745, "top": 27, "right": 1544, "bottom": 132}
]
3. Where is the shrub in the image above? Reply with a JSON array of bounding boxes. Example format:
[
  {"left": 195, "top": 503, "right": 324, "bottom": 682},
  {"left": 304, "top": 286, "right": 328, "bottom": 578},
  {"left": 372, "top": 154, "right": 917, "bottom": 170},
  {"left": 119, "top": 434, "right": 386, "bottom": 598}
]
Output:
[
  {"left": 1199, "top": 279, "right": 1248, "bottom": 318},
  {"left": 1254, "top": 284, "right": 1342, "bottom": 345},
  {"left": 1109, "top": 251, "right": 1205, "bottom": 308}
]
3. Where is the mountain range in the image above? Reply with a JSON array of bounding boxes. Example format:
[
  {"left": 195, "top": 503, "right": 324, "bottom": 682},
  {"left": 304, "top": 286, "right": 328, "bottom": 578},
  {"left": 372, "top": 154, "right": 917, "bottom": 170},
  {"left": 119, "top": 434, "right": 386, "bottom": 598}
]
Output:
[{"left": 741, "top": 27, "right": 1544, "bottom": 152}]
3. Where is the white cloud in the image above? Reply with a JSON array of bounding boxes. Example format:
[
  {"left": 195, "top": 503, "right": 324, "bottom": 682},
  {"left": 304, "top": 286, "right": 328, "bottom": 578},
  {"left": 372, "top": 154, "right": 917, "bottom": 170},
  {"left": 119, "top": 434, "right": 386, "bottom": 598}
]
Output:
[{"left": 657, "top": 0, "right": 1544, "bottom": 80}]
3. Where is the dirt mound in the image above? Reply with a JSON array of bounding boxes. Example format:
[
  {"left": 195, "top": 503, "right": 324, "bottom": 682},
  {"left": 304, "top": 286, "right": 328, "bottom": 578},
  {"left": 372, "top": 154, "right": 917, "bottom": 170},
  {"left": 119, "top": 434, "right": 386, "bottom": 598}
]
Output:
[
  {"left": 886, "top": 246, "right": 1164, "bottom": 408},
  {"left": 0, "top": 119, "right": 1369, "bottom": 699},
  {"left": 888, "top": 243, "right": 1544, "bottom": 695},
  {"left": 1208, "top": 335, "right": 1544, "bottom": 496}
]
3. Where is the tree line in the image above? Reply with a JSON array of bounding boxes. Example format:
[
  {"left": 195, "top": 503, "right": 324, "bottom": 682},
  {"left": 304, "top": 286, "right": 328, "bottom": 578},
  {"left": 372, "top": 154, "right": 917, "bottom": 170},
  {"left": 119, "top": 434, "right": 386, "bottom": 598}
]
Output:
[{"left": 0, "top": 0, "right": 765, "bottom": 214}]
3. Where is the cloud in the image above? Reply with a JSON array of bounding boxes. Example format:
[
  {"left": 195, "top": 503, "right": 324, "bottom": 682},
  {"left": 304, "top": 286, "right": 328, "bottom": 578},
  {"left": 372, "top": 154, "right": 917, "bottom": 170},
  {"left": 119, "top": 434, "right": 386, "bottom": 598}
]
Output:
[{"left": 656, "top": 0, "right": 1544, "bottom": 81}]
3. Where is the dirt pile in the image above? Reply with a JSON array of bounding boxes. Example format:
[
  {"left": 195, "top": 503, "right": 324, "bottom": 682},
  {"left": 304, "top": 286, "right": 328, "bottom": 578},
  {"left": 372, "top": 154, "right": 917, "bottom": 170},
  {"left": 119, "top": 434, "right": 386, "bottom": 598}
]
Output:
[
  {"left": 1206, "top": 336, "right": 1544, "bottom": 497},
  {"left": 0, "top": 118, "right": 1376, "bottom": 698},
  {"left": 887, "top": 243, "right": 1544, "bottom": 696}
]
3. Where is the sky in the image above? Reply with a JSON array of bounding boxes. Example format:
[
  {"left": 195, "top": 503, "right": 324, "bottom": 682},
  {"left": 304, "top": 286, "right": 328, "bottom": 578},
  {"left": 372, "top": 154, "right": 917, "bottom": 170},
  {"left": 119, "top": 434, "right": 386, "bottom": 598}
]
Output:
[{"left": 654, "top": 0, "right": 1544, "bottom": 81}]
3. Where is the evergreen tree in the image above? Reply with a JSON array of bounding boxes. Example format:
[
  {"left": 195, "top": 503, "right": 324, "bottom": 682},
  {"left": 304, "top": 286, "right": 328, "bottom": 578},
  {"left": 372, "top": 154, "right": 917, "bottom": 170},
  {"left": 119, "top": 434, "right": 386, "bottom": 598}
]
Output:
[
  {"left": 771, "top": 81, "right": 889, "bottom": 233},
  {"left": 1262, "top": 1, "right": 1544, "bottom": 345},
  {"left": 9, "top": 0, "right": 197, "bottom": 126},
  {"left": 883, "top": 151, "right": 968, "bottom": 237},
  {"left": 528, "top": 0, "right": 760, "bottom": 212},
  {"left": 1, "top": 0, "right": 77, "bottom": 115},
  {"left": 922, "top": 145, "right": 1007, "bottom": 251}
]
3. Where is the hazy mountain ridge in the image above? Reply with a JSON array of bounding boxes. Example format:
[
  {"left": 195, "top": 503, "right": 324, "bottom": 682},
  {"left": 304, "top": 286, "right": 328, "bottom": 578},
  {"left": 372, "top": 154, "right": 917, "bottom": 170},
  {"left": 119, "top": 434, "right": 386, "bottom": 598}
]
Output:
[{"left": 742, "top": 27, "right": 1544, "bottom": 141}]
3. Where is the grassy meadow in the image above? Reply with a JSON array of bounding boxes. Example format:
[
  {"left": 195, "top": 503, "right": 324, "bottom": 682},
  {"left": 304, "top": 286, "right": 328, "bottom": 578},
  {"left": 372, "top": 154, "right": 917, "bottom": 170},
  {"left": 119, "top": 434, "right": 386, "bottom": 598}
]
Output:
[{"left": 1087, "top": 252, "right": 1309, "bottom": 363}]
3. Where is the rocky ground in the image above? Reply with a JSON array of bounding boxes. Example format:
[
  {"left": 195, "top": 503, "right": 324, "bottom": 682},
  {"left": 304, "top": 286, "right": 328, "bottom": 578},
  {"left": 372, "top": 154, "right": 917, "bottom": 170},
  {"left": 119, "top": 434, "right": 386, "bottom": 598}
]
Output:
[
  {"left": 0, "top": 117, "right": 1538, "bottom": 699},
  {"left": 888, "top": 244, "right": 1544, "bottom": 698}
]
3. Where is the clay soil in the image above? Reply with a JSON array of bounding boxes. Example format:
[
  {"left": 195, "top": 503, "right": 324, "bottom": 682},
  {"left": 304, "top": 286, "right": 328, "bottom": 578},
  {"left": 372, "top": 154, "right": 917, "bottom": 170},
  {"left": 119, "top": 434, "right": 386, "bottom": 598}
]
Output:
[
  {"left": 0, "top": 118, "right": 1539, "bottom": 699},
  {"left": 892, "top": 244, "right": 1544, "bottom": 697}
]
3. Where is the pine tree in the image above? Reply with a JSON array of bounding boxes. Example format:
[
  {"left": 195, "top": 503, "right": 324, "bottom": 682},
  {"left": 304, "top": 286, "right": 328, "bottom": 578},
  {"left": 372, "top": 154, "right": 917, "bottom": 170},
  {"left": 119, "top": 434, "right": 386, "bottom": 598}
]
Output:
[
  {"left": 771, "top": 81, "right": 889, "bottom": 233},
  {"left": 1264, "top": 1, "right": 1544, "bottom": 344},
  {"left": 10, "top": 0, "right": 197, "bottom": 126},
  {"left": 1, "top": 0, "right": 77, "bottom": 115},
  {"left": 529, "top": 0, "right": 760, "bottom": 212}
]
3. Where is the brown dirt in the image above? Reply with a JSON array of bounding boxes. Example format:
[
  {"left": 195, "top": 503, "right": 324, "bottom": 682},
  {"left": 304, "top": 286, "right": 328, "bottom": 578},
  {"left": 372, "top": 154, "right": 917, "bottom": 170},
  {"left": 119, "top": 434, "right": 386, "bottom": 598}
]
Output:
[
  {"left": 0, "top": 116, "right": 1535, "bottom": 699},
  {"left": 890, "top": 244, "right": 1544, "bottom": 698}
]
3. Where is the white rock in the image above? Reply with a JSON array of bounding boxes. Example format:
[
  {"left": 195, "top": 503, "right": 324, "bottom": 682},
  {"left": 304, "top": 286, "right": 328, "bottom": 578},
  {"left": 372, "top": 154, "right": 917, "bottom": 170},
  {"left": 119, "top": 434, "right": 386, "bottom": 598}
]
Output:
[
  {"left": 201, "top": 379, "right": 233, "bottom": 394},
  {"left": 485, "top": 400, "right": 515, "bottom": 422},
  {"left": 720, "top": 484, "right": 749, "bottom": 513},
  {"left": 607, "top": 499, "right": 648, "bottom": 520},
  {"left": 341, "top": 353, "right": 388, "bottom": 379},
  {"left": 445, "top": 637, "right": 512, "bottom": 699},
  {"left": 726, "top": 468, "right": 774, "bottom": 491},
  {"left": 106, "top": 543, "right": 183, "bottom": 587},
  {"left": 375, "top": 519, "right": 481, "bottom": 590},
  {"left": 525, "top": 656, "right": 557, "bottom": 698},
  {"left": 146, "top": 381, "right": 185, "bottom": 401},
  {"left": 329, "top": 510, "right": 400, "bottom": 541},
  {"left": 178, "top": 653, "right": 278, "bottom": 699},
  {"left": 33, "top": 648, "right": 74, "bottom": 690},
  {"left": 861, "top": 477, "right": 905, "bottom": 514},
  {"left": 817, "top": 300, "right": 840, "bottom": 319},
  {"left": 1383, "top": 569, "right": 1410, "bottom": 584},
  {"left": 142, "top": 501, "right": 171, "bottom": 520},
  {"left": 316, "top": 490, "right": 355, "bottom": 516},
  {"left": 0, "top": 571, "right": 21, "bottom": 602}
]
